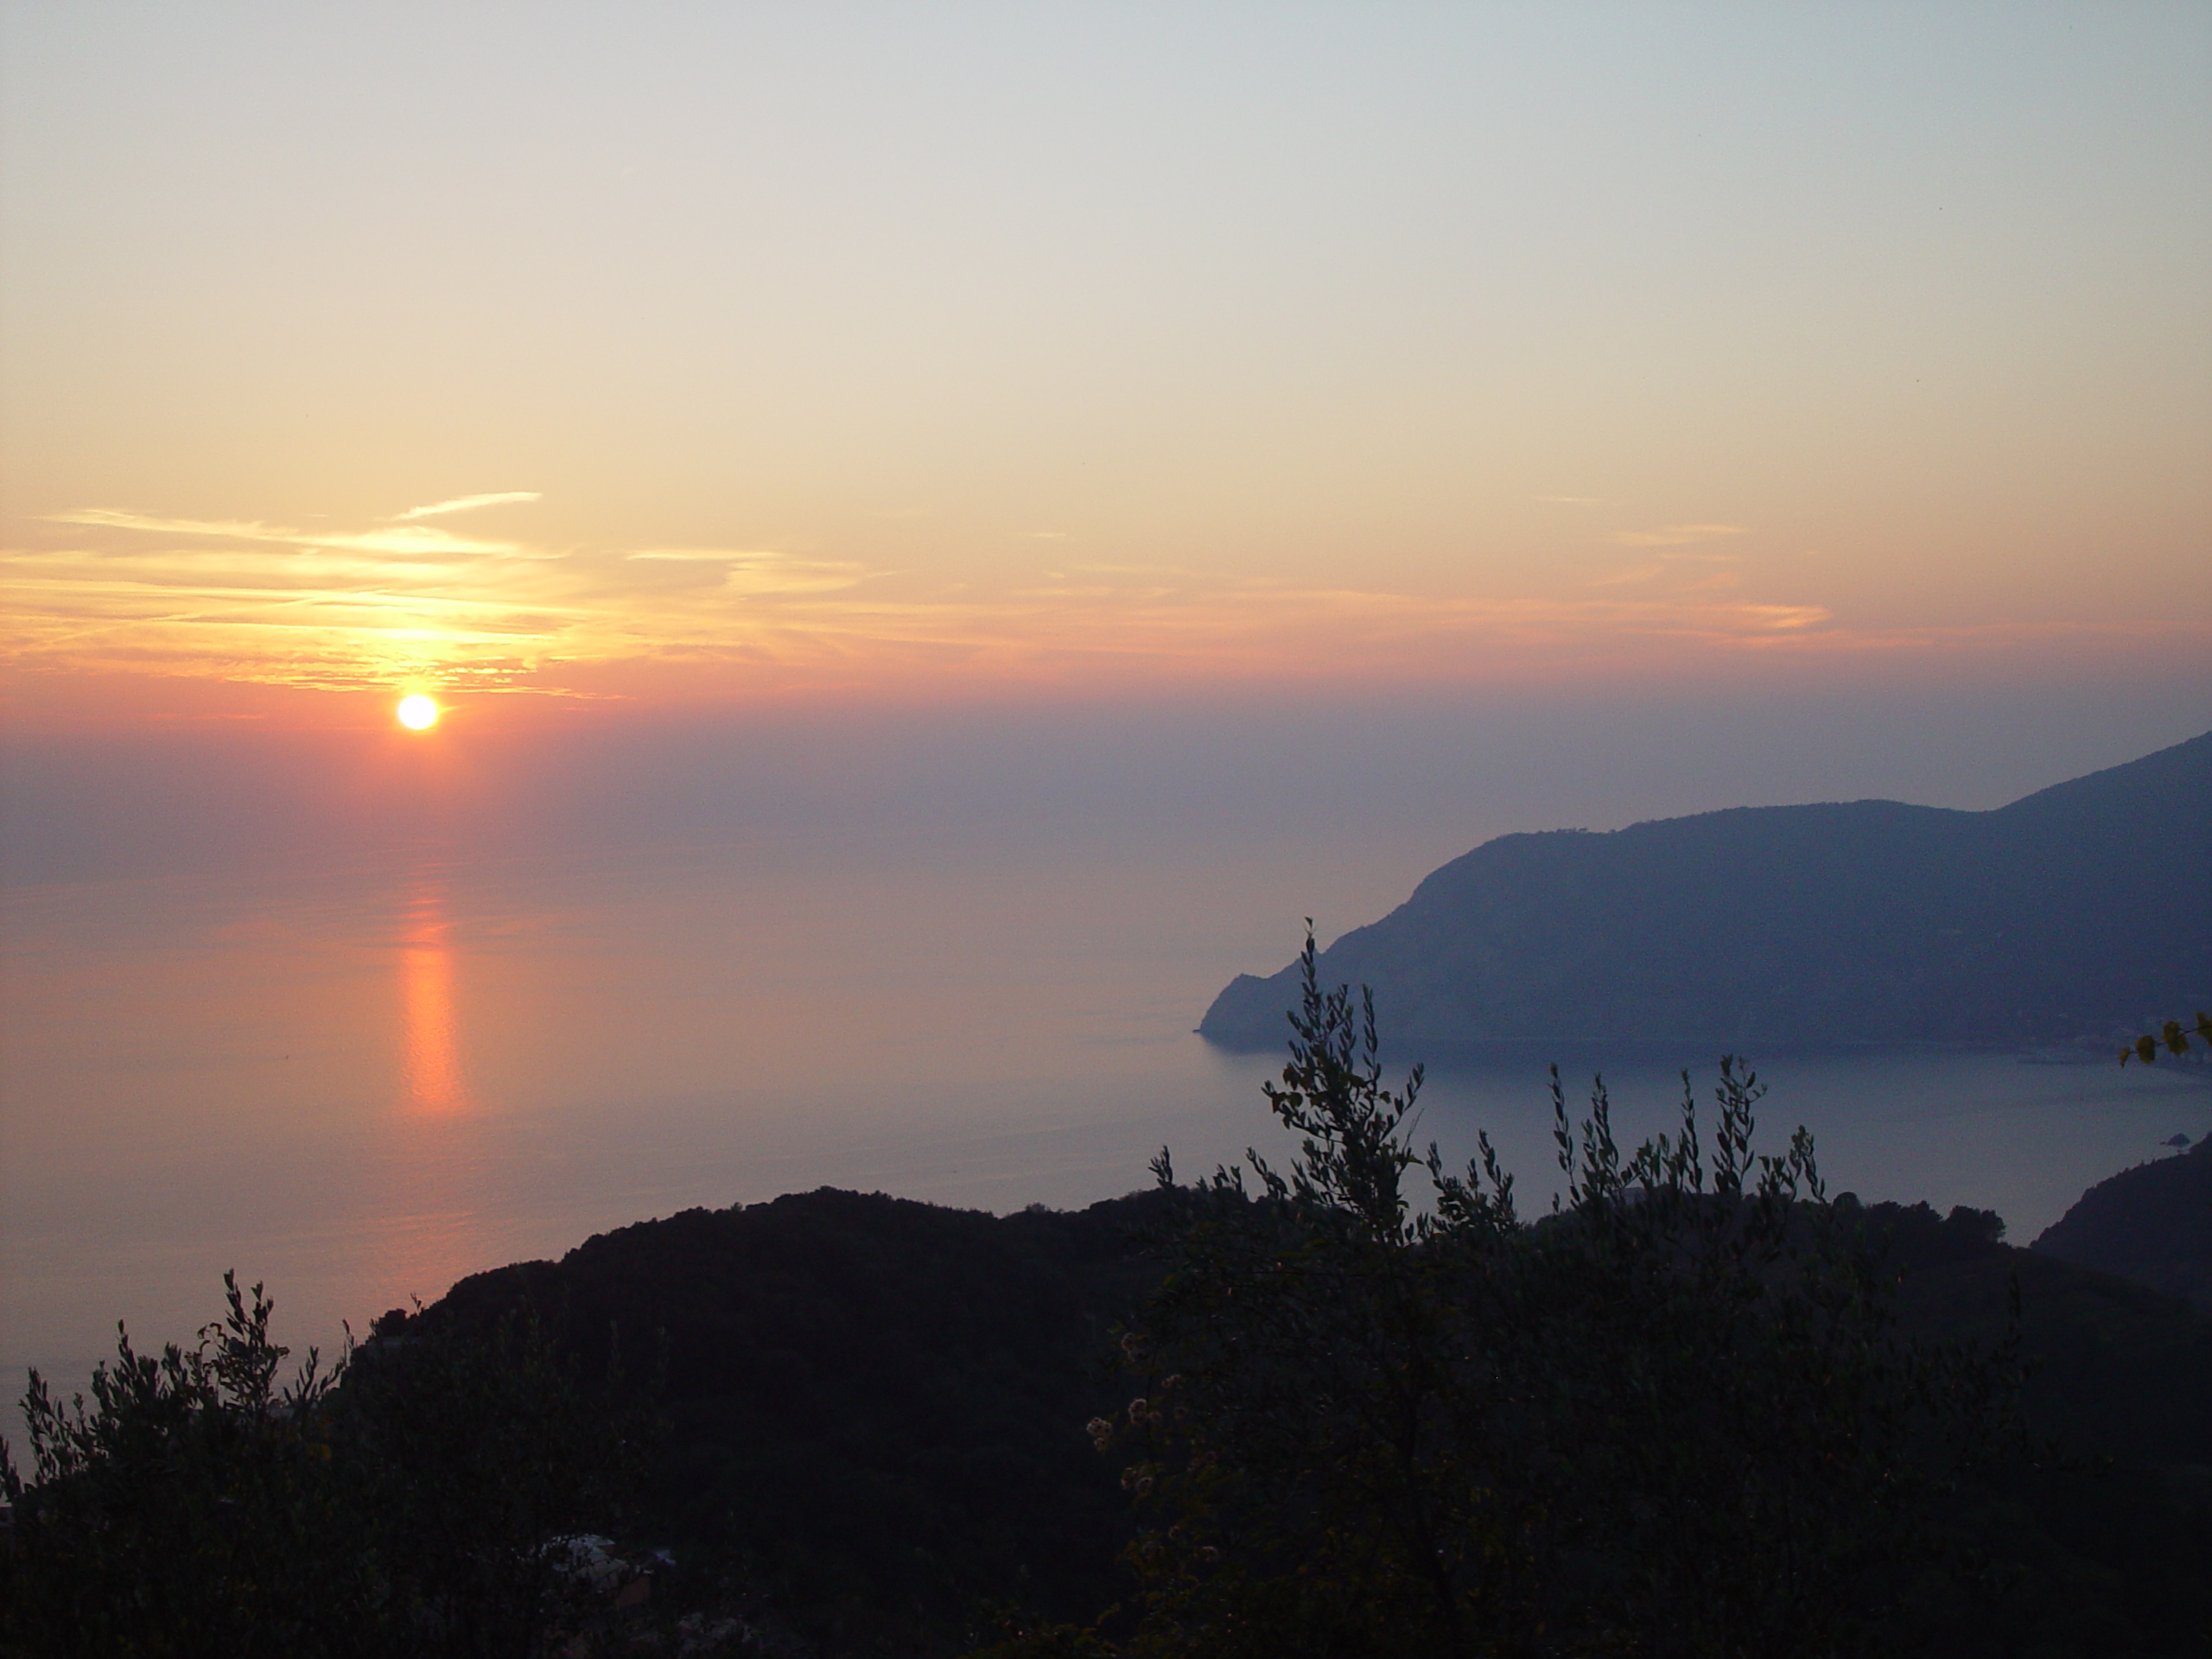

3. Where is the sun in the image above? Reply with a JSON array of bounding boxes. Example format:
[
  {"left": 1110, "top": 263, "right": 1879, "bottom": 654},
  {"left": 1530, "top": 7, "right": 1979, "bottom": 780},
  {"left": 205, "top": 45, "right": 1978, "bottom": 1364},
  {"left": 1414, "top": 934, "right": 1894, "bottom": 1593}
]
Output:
[{"left": 396, "top": 694, "right": 441, "bottom": 731}]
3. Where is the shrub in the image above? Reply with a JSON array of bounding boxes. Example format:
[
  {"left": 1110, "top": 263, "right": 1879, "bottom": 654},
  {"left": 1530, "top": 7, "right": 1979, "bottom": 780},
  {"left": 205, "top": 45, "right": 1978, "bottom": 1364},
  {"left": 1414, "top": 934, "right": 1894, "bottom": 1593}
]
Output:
[{"left": 1007, "top": 933, "right": 2026, "bottom": 1658}]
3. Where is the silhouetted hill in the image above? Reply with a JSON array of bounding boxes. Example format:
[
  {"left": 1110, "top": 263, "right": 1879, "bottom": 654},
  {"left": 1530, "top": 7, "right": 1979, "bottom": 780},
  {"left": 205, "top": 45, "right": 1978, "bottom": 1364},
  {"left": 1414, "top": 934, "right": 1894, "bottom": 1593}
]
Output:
[
  {"left": 427, "top": 1187, "right": 1174, "bottom": 1653},
  {"left": 1872, "top": 1198, "right": 2212, "bottom": 1656},
  {"left": 1202, "top": 731, "right": 2212, "bottom": 1049},
  {"left": 414, "top": 1184, "right": 2212, "bottom": 1656},
  {"left": 2034, "top": 1136, "right": 2212, "bottom": 1311}
]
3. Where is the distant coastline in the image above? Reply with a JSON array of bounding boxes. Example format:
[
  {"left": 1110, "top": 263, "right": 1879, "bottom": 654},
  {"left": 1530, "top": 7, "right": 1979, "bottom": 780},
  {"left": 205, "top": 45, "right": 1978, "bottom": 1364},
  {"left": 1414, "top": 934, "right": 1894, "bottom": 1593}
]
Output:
[{"left": 1203, "top": 731, "right": 2212, "bottom": 1054}]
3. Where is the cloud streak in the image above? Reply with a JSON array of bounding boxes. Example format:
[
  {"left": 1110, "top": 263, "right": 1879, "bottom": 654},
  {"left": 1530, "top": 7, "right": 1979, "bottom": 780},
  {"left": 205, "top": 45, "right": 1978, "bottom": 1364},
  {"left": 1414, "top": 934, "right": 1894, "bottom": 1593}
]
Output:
[
  {"left": 393, "top": 492, "right": 542, "bottom": 521},
  {"left": 48, "top": 508, "right": 519, "bottom": 558},
  {"left": 1609, "top": 524, "right": 1751, "bottom": 548}
]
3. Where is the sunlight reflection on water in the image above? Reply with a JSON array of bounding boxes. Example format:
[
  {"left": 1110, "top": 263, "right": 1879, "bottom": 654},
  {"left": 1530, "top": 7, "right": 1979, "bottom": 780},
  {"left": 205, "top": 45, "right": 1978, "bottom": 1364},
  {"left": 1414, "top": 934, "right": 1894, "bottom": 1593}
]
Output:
[{"left": 399, "top": 880, "right": 472, "bottom": 1117}]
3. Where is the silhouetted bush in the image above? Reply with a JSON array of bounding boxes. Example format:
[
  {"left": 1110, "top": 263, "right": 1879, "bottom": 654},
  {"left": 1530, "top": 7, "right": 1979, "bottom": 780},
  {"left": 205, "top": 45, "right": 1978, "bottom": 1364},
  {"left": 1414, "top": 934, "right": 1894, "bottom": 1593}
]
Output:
[
  {"left": 0, "top": 1275, "right": 650, "bottom": 1659},
  {"left": 989, "top": 935, "right": 2033, "bottom": 1658}
]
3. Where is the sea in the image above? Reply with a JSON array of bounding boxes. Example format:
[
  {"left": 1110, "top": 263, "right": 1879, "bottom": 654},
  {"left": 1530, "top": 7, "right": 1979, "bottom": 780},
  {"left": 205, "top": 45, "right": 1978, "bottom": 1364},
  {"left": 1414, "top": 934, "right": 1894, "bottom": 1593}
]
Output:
[{"left": 4, "top": 826, "right": 2205, "bottom": 1440}]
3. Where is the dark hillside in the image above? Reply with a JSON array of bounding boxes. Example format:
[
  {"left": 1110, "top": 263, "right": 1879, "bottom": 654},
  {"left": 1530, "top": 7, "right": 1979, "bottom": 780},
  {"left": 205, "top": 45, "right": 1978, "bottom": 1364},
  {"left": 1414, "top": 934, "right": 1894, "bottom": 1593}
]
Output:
[
  {"left": 428, "top": 1187, "right": 1172, "bottom": 1650},
  {"left": 1202, "top": 731, "right": 2212, "bottom": 1049},
  {"left": 2034, "top": 1136, "right": 2212, "bottom": 1312},
  {"left": 414, "top": 1185, "right": 2212, "bottom": 1656},
  {"left": 1873, "top": 1199, "right": 2212, "bottom": 1656},
  {"left": 1879, "top": 1200, "right": 2212, "bottom": 1467}
]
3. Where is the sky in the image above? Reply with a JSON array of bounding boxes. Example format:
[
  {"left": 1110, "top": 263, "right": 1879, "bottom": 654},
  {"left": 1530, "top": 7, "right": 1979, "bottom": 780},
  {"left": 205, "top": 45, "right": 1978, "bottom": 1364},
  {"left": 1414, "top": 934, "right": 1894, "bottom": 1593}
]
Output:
[{"left": 3, "top": 3, "right": 2209, "bottom": 863}]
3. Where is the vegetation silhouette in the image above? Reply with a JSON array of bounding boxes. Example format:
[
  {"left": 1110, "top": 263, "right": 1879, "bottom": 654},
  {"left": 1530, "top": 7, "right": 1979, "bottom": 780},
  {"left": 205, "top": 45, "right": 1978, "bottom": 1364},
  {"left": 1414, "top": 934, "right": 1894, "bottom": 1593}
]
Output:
[
  {"left": 0, "top": 1277, "right": 652, "bottom": 1658},
  {"left": 984, "top": 931, "right": 2038, "bottom": 1657},
  {"left": 2120, "top": 1011, "right": 2212, "bottom": 1066}
]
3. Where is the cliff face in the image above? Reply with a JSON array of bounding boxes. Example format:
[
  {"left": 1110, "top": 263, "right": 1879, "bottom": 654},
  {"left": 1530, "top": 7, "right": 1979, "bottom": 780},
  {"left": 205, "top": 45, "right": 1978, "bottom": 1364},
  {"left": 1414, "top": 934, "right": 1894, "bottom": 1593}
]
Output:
[{"left": 1202, "top": 731, "right": 2212, "bottom": 1050}]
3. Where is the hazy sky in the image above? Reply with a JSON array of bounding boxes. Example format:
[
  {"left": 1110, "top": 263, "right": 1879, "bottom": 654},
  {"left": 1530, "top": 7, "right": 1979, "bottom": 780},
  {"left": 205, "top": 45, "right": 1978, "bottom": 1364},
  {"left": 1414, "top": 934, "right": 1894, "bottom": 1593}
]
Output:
[{"left": 4, "top": 1, "right": 2206, "bottom": 734}]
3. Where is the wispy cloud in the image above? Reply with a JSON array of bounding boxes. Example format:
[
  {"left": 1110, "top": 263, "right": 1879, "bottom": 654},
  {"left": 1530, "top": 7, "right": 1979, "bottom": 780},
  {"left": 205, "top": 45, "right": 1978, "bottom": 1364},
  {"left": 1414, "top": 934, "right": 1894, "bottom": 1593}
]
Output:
[
  {"left": 392, "top": 492, "right": 541, "bottom": 521},
  {"left": 24, "top": 497, "right": 2185, "bottom": 702},
  {"left": 1586, "top": 563, "right": 1669, "bottom": 588},
  {"left": 622, "top": 550, "right": 868, "bottom": 595},
  {"left": 54, "top": 509, "right": 289, "bottom": 540},
  {"left": 623, "top": 550, "right": 779, "bottom": 562},
  {"left": 1586, "top": 547, "right": 1746, "bottom": 590},
  {"left": 5, "top": 508, "right": 880, "bottom": 692},
  {"left": 1609, "top": 524, "right": 1751, "bottom": 548},
  {"left": 49, "top": 508, "right": 518, "bottom": 557}
]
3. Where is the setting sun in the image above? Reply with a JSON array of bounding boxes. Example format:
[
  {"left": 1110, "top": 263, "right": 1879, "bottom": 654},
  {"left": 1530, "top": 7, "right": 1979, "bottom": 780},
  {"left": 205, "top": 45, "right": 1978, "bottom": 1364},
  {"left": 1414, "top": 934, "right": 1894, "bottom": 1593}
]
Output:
[{"left": 396, "top": 694, "right": 440, "bottom": 731}]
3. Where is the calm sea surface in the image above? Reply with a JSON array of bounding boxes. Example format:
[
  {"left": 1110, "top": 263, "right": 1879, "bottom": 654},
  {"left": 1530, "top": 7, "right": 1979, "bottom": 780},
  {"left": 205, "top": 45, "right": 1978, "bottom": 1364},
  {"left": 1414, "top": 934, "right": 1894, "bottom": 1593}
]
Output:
[{"left": 5, "top": 832, "right": 2205, "bottom": 1429}]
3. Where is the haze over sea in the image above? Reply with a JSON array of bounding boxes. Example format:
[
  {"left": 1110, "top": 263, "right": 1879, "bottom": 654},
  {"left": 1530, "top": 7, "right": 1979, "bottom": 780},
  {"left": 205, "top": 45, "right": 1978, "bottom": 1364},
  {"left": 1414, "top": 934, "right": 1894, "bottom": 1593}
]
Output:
[{"left": 7, "top": 692, "right": 2209, "bottom": 1412}]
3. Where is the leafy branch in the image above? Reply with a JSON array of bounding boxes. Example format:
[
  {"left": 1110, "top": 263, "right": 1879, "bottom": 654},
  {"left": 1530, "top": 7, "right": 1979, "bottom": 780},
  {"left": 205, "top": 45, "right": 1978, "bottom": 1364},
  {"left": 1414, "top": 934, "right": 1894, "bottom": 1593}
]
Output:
[{"left": 2120, "top": 1012, "right": 2212, "bottom": 1065}]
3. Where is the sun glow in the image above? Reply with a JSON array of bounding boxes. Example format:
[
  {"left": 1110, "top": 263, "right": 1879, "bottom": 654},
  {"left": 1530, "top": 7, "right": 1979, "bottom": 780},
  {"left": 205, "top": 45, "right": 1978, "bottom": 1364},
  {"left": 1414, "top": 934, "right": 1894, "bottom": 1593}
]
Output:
[{"left": 397, "top": 694, "right": 440, "bottom": 730}]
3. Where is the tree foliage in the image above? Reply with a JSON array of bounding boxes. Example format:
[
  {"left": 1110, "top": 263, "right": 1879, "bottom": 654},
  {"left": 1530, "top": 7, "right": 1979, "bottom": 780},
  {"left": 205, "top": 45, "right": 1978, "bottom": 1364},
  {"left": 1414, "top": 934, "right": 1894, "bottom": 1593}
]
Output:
[
  {"left": 2118, "top": 1011, "right": 2212, "bottom": 1065},
  {"left": 997, "top": 931, "right": 2028, "bottom": 1658},
  {"left": 0, "top": 1275, "right": 652, "bottom": 1659}
]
